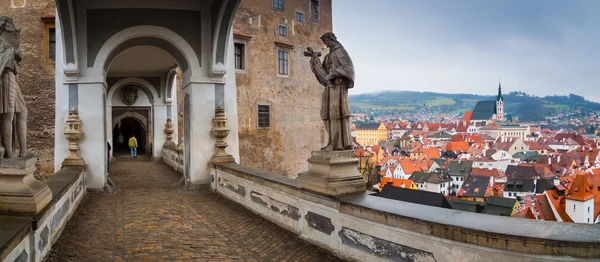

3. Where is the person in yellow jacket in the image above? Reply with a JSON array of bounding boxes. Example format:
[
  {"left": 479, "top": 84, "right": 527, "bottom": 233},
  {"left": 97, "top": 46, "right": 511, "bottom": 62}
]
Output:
[{"left": 128, "top": 135, "right": 138, "bottom": 158}]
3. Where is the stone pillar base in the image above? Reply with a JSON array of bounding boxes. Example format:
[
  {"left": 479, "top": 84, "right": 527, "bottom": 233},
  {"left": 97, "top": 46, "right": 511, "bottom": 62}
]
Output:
[
  {"left": 296, "top": 150, "right": 366, "bottom": 197},
  {"left": 0, "top": 156, "right": 52, "bottom": 214},
  {"left": 211, "top": 153, "right": 235, "bottom": 164}
]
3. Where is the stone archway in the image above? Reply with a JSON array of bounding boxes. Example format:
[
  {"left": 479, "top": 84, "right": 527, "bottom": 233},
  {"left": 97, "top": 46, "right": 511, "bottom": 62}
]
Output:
[
  {"left": 54, "top": 2, "right": 242, "bottom": 190},
  {"left": 112, "top": 110, "right": 151, "bottom": 155}
]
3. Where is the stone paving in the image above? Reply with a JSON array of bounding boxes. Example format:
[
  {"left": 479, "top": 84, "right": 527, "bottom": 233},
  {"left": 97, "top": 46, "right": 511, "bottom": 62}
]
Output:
[{"left": 47, "top": 160, "right": 343, "bottom": 261}]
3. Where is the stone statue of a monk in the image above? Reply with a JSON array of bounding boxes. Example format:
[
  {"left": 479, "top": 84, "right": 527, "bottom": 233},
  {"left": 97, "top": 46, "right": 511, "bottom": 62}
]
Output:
[
  {"left": 0, "top": 17, "right": 30, "bottom": 158},
  {"left": 305, "top": 32, "right": 355, "bottom": 151}
]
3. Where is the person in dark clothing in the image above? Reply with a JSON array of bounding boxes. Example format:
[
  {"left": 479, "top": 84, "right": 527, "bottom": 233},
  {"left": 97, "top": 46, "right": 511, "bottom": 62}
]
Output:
[{"left": 107, "top": 142, "right": 111, "bottom": 173}]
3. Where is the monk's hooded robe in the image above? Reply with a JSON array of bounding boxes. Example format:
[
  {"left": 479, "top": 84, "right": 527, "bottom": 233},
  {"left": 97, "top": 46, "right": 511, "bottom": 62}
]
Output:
[{"left": 310, "top": 43, "right": 355, "bottom": 150}]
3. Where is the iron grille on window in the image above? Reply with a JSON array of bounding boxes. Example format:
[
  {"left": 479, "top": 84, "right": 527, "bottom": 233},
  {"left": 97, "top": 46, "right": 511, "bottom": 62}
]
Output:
[
  {"left": 49, "top": 28, "right": 56, "bottom": 60},
  {"left": 272, "top": 0, "right": 284, "bottom": 10},
  {"left": 309, "top": 0, "right": 320, "bottom": 21},
  {"left": 258, "top": 105, "right": 270, "bottom": 128},
  {"left": 296, "top": 12, "right": 304, "bottom": 22},
  {"left": 278, "top": 25, "right": 288, "bottom": 36},
  {"left": 234, "top": 43, "right": 244, "bottom": 70},
  {"left": 278, "top": 50, "right": 288, "bottom": 75}
]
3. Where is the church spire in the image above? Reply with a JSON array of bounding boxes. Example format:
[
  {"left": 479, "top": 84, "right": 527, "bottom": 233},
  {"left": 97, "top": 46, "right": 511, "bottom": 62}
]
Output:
[{"left": 496, "top": 80, "right": 503, "bottom": 101}]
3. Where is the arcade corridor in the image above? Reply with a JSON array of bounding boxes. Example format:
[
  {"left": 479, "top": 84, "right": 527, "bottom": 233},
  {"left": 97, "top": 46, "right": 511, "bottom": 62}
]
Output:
[
  {"left": 47, "top": 161, "right": 341, "bottom": 261},
  {"left": 113, "top": 117, "right": 148, "bottom": 156}
]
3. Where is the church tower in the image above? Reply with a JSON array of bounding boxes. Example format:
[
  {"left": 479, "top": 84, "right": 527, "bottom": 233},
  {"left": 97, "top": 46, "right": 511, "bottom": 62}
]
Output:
[{"left": 496, "top": 81, "right": 504, "bottom": 122}]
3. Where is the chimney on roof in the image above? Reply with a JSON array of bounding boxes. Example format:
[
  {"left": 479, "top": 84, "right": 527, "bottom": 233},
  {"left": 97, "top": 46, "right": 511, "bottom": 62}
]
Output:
[{"left": 490, "top": 176, "right": 495, "bottom": 188}]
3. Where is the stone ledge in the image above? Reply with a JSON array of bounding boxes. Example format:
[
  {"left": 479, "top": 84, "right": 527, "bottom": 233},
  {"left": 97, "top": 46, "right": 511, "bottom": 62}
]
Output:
[
  {"left": 340, "top": 194, "right": 600, "bottom": 258},
  {"left": 0, "top": 166, "right": 86, "bottom": 262},
  {"left": 0, "top": 216, "right": 32, "bottom": 260},
  {"left": 213, "top": 163, "right": 340, "bottom": 209}
]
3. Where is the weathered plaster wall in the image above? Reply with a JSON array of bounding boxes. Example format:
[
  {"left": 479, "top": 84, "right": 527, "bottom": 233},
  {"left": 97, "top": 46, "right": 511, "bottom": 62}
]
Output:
[
  {"left": 0, "top": 1, "right": 57, "bottom": 178},
  {"left": 233, "top": 0, "right": 332, "bottom": 178}
]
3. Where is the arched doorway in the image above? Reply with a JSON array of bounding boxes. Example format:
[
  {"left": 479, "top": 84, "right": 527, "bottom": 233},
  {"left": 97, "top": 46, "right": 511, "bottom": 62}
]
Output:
[
  {"left": 54, "top": 1, "right": 242, "bottom": 190},
  {"left": 113, "top": 117, "right": 148, "bottom": 156}
]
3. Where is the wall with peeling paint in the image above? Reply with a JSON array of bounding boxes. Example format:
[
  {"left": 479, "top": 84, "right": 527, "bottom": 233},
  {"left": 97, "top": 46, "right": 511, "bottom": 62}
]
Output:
[{"left": 211, "top": 163, "right": 600, "bottom": 262}]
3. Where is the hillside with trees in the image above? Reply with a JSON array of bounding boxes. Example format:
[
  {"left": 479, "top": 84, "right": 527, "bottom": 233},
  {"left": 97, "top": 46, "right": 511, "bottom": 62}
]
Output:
[{"left": 350, "top": 91, "right": 600, "bottom": 121}]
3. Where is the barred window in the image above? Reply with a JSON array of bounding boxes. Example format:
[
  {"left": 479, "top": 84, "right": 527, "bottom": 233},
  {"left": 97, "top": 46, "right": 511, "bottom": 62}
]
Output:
[
  {"left": 258, "top": 105, "right": 270, "bottom": 128},
  {"left": 278, "top": 25, "right": 288, "bottom": 37},
  {"left": 272, "top": 0, "right": 284, "bottom": 10},
  {"left": 278, "top": 50, "right": 288, "bottom": 75},
  {"left": 49, "top": 28, "right": 56, "bottom": 61},
  {"left": 234, "top": 43, "right": 245, "bottom": 70},
  {"left": 309, "top": 0, "right": 320, "bottom": 21}
]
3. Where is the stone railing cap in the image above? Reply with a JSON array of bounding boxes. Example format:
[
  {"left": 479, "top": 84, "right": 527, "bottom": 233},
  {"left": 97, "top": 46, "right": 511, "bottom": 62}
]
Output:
[{"left": 341, "top": 194, "right": 600, "bottom": 243}]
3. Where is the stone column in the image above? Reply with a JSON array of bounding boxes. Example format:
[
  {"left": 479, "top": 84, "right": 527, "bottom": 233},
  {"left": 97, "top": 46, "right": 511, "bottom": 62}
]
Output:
[
  {"left": 182, "top": 83, "right": 215, "bottom": 185},
  {"left": 76, "top": 83, "right": 107, "bottom": 189}
]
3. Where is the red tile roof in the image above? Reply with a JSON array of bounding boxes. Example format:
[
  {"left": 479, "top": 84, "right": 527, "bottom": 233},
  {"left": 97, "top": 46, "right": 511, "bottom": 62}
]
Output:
[
  {"left": 512, "top": 207, "right": 537, "bottom": 220},
  {"left": 565, "top": 175, "right": 595, "bottom": 202},
  {"left": 534, "top": 194, "right": 557, "bottom": 221},
  {"left": 446, "top": 141, "right": 469, "bottom": 151},
  {"left": 463, "top": 111, "right": 473, "bottom": 122}
]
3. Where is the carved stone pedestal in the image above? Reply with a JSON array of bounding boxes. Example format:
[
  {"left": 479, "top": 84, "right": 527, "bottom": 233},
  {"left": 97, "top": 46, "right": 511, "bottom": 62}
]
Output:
[
  {"left": 0, "top": 155, "right": 52, "bottom": 214},
  {"left": 296, "top": 150, "right": 366, "bottom": 197}
]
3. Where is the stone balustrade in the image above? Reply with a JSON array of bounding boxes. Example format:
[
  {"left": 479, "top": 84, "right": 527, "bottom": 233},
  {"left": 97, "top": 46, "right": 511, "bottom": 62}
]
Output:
[
  {"left": 0, "top": 167, "right": 86, "bottom": 262},
  {"left": 210, "top": 163, "right": 600, "bottom": 261},
  {"left": 163, "top": 144, "right": 184, "bottom": 173}
]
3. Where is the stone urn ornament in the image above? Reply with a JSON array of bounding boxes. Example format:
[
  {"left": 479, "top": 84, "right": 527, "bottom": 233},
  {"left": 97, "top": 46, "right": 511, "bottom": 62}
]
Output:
[
  {"left": 164, "top": 118, "right": 176, "bottom": 147},
  {"left": 210, "top": 106, "right": 235, "bottom": 163},
  {"left": 62, "top": 107, "right": 86, "bottom": 167}
]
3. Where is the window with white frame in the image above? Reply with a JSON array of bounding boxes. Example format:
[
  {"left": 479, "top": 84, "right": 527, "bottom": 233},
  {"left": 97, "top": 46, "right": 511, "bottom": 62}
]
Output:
[
  {"left": 234, "top": 43, "right": 245, "bottom": 70},
  {"left": 272, "top": 0, "right": 284, "bottom": 10},
  {"left": 296, "top": 11, "right": 304, "bottom": 22},
  {"left": 278, "top": 49, "right": 289, "bottom": 75},
  {"left": 278, "top": 25, "right": 288, "bottom": 37}
]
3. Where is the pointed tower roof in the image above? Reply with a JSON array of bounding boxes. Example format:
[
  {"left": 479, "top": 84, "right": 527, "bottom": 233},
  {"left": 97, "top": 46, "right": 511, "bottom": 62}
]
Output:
[{"left": 496, "top": 81, "right": 503, "bottom": 101}]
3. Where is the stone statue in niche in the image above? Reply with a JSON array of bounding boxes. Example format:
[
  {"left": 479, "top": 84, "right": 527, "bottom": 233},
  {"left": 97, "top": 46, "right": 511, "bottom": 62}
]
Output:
[
  {"left": 0, "top": 17, "right": 31, "bottom": 158},
  {"left": 304, "top": 32, "right": 355, "bottom": 151},
  {"left": 121, "top": 85, "right": 139, "bottom": 106}
]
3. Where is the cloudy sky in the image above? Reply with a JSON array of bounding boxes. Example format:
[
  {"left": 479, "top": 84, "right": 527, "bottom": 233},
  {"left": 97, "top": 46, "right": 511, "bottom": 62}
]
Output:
[{"left": 332, "top": 0, "right": 599, "bottom": 101}]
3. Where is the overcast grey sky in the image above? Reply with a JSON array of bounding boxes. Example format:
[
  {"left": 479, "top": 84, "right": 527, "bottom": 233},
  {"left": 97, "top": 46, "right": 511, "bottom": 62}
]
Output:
[{"left": 332, "top": 0, "right": 599, "bottom": 101}]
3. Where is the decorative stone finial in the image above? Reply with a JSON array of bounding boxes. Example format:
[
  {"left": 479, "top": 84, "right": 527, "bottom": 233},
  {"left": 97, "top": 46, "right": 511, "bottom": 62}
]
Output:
[
  {"left": 210, "top": 106, "right": 235, "bottom": 163},
  {"left": 164, "top": 118, "right": 176, "bottom": 147},
  {"left": 62, "top": 107, "right": 86, "bottom": 167}
]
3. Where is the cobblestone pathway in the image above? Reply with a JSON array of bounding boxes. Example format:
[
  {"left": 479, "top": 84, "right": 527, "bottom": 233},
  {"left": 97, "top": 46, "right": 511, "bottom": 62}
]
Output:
[{"left": 47, "top": 160, "right": 343, "bottom": 262}]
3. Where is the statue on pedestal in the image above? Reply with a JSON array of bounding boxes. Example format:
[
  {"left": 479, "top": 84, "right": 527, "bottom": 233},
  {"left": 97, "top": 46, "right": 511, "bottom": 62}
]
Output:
[
  {"left": 297, "top": 32, "right": 365, "bottom": 197},
  {"left": 0, "top": 17, "right": 51, "bottom": 214},
  {"left": 304, "top": 32, "right": 355, "bottom": 151},
  {"left": 0, "top": 16, "right": 30, "bottom": 159}
]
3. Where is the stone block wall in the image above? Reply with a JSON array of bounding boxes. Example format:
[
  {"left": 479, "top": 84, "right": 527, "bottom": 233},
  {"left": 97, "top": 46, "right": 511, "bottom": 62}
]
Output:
[{"left": 0, "top": 0, "right": 57, "bottom": 179}]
